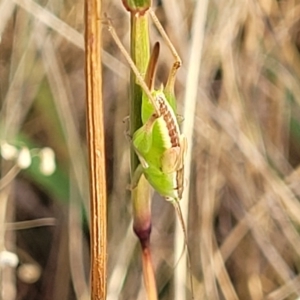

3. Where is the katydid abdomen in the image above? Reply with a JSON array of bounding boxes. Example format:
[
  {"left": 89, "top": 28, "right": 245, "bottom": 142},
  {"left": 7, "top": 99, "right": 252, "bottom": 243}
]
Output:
[
  {"left": 133, "top": 91, "right": 186, "bottom": 201},
  {"left": 143, "top": 164, "right": 184, "bottom": 201}
]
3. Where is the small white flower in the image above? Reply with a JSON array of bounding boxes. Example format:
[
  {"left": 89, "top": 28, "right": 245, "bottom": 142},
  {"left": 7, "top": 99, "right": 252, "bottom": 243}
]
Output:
[
  {"left": 1, "top": 142, "right": 18, "bottom": 160},
  {"left": 17, "top": 147, "right": 31, "bottom": 169},
  {"left": 39, "top": 147, "right": 56, "bottom": 175},
  {"left": 0, "top": 250, "right": 19, "bottom": 268},
  {"left": 18, "top": 263, "right": 41, "bottom": 283}
]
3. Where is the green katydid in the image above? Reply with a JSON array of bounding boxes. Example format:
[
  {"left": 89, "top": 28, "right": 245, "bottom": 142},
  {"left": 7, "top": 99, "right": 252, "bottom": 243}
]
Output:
[
  {"left": 131, "top": 41, "right": 187, "bottom": 204},
  {"left": 106, "top": 11, "right": 186, "bottom": 204},
  {"left": 106, "top": 11, "right": 193, "bottom": 296}
]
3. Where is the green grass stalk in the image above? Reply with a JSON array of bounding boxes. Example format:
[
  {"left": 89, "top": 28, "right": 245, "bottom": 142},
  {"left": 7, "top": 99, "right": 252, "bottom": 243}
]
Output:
[{"left": 122, "top": 0, "right": 157, "bottom": 298}]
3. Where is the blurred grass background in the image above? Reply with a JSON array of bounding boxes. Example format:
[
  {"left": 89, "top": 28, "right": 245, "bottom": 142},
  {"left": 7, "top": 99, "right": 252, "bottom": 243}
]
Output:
[{"left": 1, "top": 0, "right": 300, "bottom": 299}]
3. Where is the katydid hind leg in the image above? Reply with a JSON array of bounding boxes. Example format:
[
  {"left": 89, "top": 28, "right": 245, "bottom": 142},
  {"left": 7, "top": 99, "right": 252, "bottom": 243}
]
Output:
[
  {"left": 161, "top": 146, "right": 181, "bottom": 173},
  {"left": 172, "top": 200, "right": 194, "bottom": 299},
  {"left": 149, "top": 9, "right": 182, "bottom": 69},
  {"left": 160, "top": 135, "right": 187, "bottom": 173},
  {"left": 149, "top": 9, "right": 182, "bottom": 106}
]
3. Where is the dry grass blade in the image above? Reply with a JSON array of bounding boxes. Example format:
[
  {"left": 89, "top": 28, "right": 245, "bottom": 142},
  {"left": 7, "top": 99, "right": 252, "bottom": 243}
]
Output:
[
  {"left": 13, "top": 0, "right": 84, "bottom": 49},
  {"left": 85, "top": 0, "right": 107, "bottom": 299},
  {"left": 175, "top": 1, "right": 208, "bottom": 299}
]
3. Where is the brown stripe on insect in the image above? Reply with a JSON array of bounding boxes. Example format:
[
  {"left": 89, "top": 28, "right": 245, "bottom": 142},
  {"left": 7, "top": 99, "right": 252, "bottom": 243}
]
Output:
[{"left": 157, "top": 96, "right": 180, "bottom": 148}]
